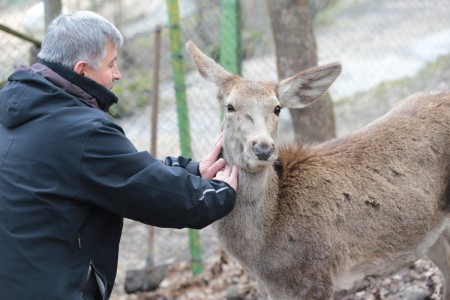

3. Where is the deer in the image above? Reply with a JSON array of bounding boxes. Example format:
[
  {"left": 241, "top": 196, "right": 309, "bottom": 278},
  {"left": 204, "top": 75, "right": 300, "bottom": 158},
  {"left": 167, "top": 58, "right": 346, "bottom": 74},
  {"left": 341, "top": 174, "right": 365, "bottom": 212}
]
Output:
[{"left": 185, "top": 41, "right": 450, "bottom": 300}]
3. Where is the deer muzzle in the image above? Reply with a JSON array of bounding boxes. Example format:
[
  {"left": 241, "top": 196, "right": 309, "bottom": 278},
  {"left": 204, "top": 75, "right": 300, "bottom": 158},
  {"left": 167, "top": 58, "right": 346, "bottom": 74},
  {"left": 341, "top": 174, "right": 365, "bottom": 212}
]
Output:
[{"left": 253, "top": 142, "right": 274, "bottom": 161}]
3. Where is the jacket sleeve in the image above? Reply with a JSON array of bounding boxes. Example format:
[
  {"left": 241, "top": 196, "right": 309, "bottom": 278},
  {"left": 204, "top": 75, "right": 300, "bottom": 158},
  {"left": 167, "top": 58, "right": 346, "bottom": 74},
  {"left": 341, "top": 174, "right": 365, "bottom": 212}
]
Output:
[
  {"left": 78, "top": 120, "right": 236, "bottom": 230},
  {"left": 164, "top": 156, "right": 200, "bottom": 176}
]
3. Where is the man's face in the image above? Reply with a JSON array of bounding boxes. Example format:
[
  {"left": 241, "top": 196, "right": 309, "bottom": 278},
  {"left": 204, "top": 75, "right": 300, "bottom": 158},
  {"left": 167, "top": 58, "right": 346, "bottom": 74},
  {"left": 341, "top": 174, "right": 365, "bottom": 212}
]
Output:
[{"left": 83, "top": 41, "right": 121, "bottom": 89}]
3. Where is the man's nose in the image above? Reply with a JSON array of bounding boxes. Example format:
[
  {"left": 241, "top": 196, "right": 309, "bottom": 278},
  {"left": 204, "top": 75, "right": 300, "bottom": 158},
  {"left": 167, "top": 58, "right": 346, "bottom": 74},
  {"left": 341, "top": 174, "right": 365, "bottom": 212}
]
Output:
[{"left": 113, "top": 65, "right": 121, "bottom": 80}]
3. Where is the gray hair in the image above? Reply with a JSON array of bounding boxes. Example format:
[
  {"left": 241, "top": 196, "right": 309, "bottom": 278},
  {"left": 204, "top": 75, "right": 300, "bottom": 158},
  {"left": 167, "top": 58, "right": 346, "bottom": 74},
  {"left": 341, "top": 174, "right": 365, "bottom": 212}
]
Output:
[{"left": 38, "top": 11, "right": 123, "bottom": 70}]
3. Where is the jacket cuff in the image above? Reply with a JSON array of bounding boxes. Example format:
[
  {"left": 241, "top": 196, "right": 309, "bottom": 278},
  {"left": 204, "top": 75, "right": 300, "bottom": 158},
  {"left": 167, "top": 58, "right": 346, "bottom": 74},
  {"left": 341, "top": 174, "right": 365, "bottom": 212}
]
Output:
[
  {"left": 185, "top": 160, "right": 200, "bottom": 176},
  {"left": 164, "top": 156, "right": 201, "bottom": 176}
]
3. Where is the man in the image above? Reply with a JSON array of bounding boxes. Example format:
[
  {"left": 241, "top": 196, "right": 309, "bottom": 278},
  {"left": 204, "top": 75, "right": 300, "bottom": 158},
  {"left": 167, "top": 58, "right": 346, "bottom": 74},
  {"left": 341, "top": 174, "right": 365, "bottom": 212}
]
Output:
[{"left": 0, "top": 11, "right": 238, "bottom": 300}]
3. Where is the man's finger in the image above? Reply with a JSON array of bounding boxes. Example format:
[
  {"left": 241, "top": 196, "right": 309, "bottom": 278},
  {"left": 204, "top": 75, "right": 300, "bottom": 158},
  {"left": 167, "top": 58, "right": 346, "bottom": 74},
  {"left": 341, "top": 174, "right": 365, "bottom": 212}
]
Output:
[
  {"left": 207, "top": 158, "right": 225, "bottom": 177},
  {"left": 230, "top": 165, "right": 238, "bottom": 178},
  {"left": 209, "top": 134, "right": 223, "bottom": 159}
]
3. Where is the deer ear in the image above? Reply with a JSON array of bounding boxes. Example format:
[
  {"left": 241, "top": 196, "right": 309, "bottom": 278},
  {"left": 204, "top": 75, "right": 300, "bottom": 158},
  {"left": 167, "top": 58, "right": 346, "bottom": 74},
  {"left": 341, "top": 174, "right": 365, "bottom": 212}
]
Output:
[
  {"left": 278, "top": 62, "right": 342, "bottom": 109},
  {"left": 186, "top": 40, "right": 235, "bottom": 86}
]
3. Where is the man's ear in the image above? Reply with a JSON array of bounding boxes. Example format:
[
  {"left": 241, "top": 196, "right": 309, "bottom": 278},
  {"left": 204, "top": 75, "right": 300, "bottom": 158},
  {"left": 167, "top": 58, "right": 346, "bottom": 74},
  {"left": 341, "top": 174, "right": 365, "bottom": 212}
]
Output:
[{"left": 73, "top": 61, "right": 87, "bottom": 76}]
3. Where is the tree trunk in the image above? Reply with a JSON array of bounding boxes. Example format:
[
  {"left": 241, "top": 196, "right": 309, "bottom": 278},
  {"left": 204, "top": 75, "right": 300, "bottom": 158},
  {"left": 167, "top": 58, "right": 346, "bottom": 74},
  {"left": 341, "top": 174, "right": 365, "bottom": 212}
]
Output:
[
  {"left": 43, "top": 0, "right": 62, "bottom": 28},
  {"left": 266, "top": 0, "right": 336, "bottom": 143}
]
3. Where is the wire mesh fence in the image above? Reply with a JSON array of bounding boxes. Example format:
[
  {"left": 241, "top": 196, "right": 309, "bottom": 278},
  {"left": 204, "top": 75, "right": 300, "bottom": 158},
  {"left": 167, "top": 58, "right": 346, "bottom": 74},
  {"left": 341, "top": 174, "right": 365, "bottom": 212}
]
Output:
[{"left": 1, "top": 0, "right": 450, "bottom": 298}]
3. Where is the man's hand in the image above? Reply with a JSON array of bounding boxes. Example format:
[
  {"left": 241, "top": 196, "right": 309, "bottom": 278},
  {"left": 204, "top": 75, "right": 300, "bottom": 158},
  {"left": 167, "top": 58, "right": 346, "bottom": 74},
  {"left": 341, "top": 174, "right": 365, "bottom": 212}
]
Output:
[
  {"left": 199, "top": 133, "right": 226, "bottom": 179},
  {"left": 199, "top": 133, "right": 238, "bottom": 191},
  {"left": 214, "top": 165, "right": 238, "bottom": 191}
]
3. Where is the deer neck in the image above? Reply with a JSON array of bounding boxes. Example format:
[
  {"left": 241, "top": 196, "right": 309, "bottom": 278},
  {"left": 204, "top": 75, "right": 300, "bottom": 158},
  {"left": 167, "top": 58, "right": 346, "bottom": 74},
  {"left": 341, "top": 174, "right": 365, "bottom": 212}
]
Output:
[
  {"left": 237, "top": 167, "right": 278, "bottom": 203},
  {"left": 215, "top": 165, "right": 279, "bottom": 263},
  {"left": 220, "top": 144, "right": 279, "bottom": 223},
  {"left": 222, "top": 146, "right": 279, "bottom": 209}
]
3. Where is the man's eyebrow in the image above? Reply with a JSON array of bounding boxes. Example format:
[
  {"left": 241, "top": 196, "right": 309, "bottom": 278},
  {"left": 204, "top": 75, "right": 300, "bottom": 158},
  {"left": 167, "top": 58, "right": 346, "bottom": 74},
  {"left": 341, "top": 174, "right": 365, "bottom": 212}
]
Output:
[{"left": 109, "top": 56, "right": 118, "bottom": 64}]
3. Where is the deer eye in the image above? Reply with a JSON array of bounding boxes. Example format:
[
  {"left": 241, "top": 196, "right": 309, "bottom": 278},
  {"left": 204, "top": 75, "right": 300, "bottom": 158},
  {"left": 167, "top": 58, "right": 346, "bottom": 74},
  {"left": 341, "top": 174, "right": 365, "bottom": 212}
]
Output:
[
  {"left": 274, "top": 105, "right": 281, "bottom": 116},
  {"left": 225, "top": 104, "right": 235, "bottom": 112}
]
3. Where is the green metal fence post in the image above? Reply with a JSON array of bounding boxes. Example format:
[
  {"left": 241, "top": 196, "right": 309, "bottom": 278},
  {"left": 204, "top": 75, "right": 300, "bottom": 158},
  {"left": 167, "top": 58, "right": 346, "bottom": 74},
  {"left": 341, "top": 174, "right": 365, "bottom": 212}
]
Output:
[
  {"left": 219, "top": 0, "right": 241, "bottom": 120},
  {"left": 166, "top": 0, "right": 203, "bottom": 276},
  {"left": 220, "top": 0, "right": 241, "bottom": 75}
]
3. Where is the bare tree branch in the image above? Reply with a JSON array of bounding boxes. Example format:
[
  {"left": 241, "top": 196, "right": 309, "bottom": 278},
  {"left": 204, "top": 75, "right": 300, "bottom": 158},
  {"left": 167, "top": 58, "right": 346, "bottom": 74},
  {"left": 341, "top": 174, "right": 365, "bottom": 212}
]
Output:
[{"left": 0, "top": 24, "right": 41, "bottom": 48}]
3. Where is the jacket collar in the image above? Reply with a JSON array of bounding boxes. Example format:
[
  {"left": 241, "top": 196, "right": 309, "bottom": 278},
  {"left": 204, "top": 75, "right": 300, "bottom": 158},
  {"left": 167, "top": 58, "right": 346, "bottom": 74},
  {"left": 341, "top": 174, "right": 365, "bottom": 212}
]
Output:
[{"left": 38, "top": 59, "right": 118, "bottom": 112}]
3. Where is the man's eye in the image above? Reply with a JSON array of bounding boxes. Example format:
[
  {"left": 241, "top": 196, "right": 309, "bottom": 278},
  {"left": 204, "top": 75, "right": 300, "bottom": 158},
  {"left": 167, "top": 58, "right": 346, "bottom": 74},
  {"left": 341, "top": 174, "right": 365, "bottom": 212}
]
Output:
[{"left": 225, "top": 104, "right": 235, "bottom": 112}]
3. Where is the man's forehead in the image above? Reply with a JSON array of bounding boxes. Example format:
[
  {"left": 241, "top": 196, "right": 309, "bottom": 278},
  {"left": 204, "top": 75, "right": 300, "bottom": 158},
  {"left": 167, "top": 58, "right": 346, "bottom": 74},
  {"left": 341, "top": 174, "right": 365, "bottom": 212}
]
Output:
[{"left": 105, "top": 42, "right": 118, "bottom": 59}]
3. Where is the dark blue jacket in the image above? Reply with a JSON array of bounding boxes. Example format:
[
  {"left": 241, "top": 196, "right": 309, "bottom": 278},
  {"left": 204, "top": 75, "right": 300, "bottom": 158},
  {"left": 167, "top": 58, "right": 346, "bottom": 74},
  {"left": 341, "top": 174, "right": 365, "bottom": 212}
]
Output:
[{"left": 0, "top": 64, "right": 236, "bottom": 299}]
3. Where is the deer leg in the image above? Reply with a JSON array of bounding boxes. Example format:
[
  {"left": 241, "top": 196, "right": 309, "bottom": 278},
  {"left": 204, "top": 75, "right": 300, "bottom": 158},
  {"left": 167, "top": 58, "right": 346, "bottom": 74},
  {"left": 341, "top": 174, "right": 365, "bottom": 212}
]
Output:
[{"left": 427, "top": 225, "right": 450, "bottom": 300}]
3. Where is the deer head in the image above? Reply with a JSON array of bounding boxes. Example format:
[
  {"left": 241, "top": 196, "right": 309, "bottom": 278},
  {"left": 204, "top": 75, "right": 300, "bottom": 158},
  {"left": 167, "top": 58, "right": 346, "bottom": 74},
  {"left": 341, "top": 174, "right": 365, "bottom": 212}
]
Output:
[{"left": 186, "top": 41, "right": 342, "bottom": 173}]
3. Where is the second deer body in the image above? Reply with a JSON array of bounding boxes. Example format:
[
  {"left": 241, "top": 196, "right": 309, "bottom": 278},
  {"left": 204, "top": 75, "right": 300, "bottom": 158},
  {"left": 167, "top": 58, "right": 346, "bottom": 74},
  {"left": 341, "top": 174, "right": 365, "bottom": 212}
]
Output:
[{"left": 186, "top": 41, "right": 450, "bottom": 300}]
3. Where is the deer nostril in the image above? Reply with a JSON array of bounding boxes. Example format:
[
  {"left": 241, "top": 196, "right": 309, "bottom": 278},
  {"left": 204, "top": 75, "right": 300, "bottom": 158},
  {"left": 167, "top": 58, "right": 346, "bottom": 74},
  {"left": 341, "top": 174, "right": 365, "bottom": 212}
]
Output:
[{"left": 253, "top": 143, "right": 273, "bottom": 161}]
